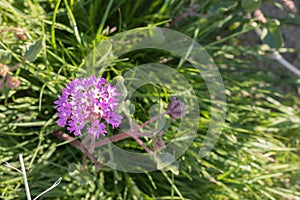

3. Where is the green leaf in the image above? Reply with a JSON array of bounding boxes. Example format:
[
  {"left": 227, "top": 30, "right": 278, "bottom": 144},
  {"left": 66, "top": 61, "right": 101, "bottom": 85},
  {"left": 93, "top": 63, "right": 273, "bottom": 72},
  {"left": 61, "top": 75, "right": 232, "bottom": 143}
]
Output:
[
  {"left": 112, "top": 76, "right": 127, "bottom": 102},
  {"left": 124, "top": 100, "right": 135, "bottom": 115},
  {"left": 261, "top": 20, "right": 283, "bottom": 49},
  {"left": 154, "top": 153, "right": 179, "bottom": 175},
  {"left": 113, "top": 75, "right": 134, "bottom": 116},
  {"left": 241, "top": 0, "right": 262, "bottom": 13},
  {"left": 0, "top": 49, "right": 11, "bottom": 64},
  {"left": 24, "top": 36, "right": 44, "bottom": 62}
]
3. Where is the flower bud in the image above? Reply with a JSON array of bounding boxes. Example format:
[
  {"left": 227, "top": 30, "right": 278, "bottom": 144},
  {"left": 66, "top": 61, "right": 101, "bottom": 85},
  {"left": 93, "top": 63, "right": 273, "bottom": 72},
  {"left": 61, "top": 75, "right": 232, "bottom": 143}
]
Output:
[
  {"left": 15, "top": 33, "right": 27, "bottom": 41},
  {"left": 167, "top": 96, "right": 186, "bottom": 119}
]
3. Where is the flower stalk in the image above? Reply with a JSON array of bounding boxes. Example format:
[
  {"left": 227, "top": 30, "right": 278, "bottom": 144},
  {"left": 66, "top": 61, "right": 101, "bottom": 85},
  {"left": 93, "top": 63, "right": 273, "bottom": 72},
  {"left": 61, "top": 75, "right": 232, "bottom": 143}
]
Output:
[{"left": 54, "top": 75, "right": 187, "bottom": 169}]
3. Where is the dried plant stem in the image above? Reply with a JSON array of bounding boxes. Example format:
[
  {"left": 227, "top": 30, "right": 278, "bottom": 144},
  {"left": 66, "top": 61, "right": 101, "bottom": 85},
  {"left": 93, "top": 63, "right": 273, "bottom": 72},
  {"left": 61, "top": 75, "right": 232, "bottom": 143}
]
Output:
[
  {"left": 19, "top": 154, "right": 32, "bottom": 200},
  {"left": 5, "top": 157, "right": 62, "bottom": 199},
  {"left": 33, "top": 178, "right": 62, "bottom": 200},
  {"left": 270, "top": 51, "right": 300, "bottom": 77}
]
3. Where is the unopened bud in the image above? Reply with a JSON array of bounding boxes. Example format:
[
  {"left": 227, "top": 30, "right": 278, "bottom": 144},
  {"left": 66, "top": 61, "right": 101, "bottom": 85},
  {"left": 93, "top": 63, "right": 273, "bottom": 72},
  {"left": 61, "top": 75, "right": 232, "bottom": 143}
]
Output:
[
  {"left": 15, "top": 33, "right": 27, "bottom": 41},
  {"left": 167, "top": 96, "right": 186, "bottom": 119}
]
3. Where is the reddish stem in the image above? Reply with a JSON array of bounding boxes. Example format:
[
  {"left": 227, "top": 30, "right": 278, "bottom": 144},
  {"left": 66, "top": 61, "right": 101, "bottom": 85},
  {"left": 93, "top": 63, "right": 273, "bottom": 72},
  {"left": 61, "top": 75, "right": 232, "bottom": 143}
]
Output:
[
  {"left": 94, "top": 132, "right": 129, "bottom": 146},
  {"left": 0, "top": 27, "right": 19, "bottom": 34},
  {"left": 131, "top": 135, "right": 154, "bottom": 154},
  {"left": 136, "top": 111, "right": 168, "bottom": 131},
  {"left": 94, "top": 112, "right": 168, "bottom": 147},
  {"left": 9, "top": 58, "right": 26, "bottom": 72},
  {"left": 53, "top": 111, "right": 169, "bottom": 169},
  {"left": 53, "top": 131, "right": 102, "bottom": 171}
]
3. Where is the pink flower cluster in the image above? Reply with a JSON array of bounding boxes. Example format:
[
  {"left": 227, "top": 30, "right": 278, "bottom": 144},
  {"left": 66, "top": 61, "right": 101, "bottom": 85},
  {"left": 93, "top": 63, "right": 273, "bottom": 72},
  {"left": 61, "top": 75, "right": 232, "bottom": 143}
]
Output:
[
  {"left": 0, "top": 63, "right": 21, "bottom": 90},
  {"left": 55, "top": 75, "right": 123, "bottom": 138}
]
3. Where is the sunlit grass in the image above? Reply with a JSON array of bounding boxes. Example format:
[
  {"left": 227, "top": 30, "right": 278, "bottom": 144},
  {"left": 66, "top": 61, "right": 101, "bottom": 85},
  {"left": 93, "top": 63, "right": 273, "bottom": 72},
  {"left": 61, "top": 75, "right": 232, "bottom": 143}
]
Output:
[{"left": 0, "top": 0, "right": 299, "bottom": 199}]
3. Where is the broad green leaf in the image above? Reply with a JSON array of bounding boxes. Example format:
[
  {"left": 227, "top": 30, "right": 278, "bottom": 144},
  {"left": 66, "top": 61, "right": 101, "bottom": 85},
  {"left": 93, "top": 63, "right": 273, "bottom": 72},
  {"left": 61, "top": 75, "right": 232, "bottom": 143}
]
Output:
[
  {"left": 24, "top": 36, "right": 44, "bottom": 62},
  {"left": 0, "top": 49, "right": 11, "bottom": 64},
  {"left": 241, "top": 0, "right": 262, "bottom": 13},
  {"left": 261, "top": 20, "right": 283, "bottom": 49}
]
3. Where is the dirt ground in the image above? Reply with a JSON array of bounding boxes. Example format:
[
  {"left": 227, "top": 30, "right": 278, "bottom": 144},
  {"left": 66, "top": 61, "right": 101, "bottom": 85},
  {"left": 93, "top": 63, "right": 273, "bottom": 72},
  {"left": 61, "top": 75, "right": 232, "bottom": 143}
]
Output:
[
  {"left": 263, "top": 1, "right": 300, "bottom": 68},
  {"left": 242, "top": 1, "right": 300, "bottom": 71}
]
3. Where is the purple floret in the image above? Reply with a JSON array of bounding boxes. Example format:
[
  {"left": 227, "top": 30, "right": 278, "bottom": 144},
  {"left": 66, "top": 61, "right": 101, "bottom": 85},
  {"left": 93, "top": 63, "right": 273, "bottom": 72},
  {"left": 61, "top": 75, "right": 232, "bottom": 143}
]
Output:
[{"left": 55, "top": 76, "right": 123, "bottom": 138}]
